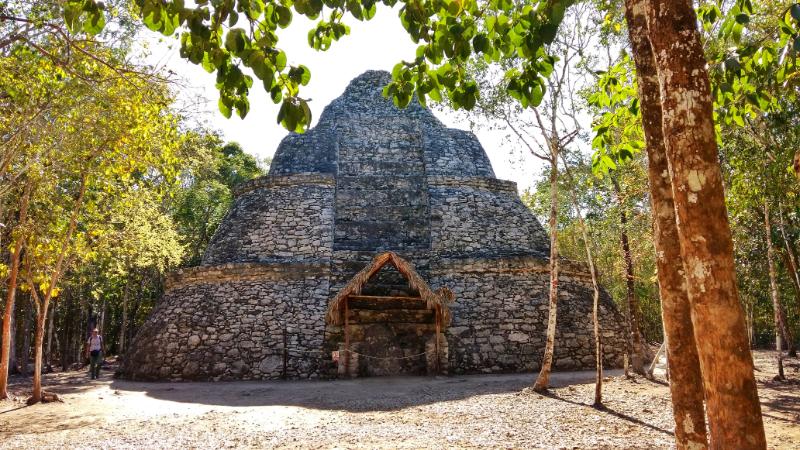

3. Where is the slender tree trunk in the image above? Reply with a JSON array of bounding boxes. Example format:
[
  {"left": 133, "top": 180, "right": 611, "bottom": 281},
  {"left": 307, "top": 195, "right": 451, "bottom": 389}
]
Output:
[
  {"left": 644, "top": 1, "right": 766, "bottom": 447},
  {"left": 30, "top": 300, "right": 46, "bottom": 402},
  {"left": 28, "top": 174, "right": 87, "bottom": 404},
  {"left": 119, "top": 277, "right": 131, "bottom": 354},
  {"left": 0, "top": 182, "right": 30, "bottom": 398},
  {"left": 765, "top": 201, "right": 789, "bottom": 380},
  {"left": 560, "top": 160, "right": 603, "bottom": 404},
  {"left": 533, "top": 152, "right": 560, "bottom": 392},
  {"left": 623, "top": 0, "right": 708, "bottom": 447},
  {"left": 60, "top": 291, "right": 70, "bottom": 371},
  {"left": 99, "top": 297, "right": 106, "bottom": 336},
  {"left": 45, "top": 306, "right": 54, "bottom": 373},
  {"left": 8, "top": 311, "right": 16, "bottom": 375},
  {"left": 777, "top": 203, "right": 799, "bottom": 356},
  {"left": 611, "top": 176, "right": 648, "bottom": 375},
  {"left": 20, "top": 302, "right": 31, "bottom": 376}
]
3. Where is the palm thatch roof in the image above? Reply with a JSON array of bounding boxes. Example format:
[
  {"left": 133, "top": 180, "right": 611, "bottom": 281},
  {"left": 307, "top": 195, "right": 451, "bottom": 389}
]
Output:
[{"left": 325, "top": 252, "right": 454, "bottom": 326}]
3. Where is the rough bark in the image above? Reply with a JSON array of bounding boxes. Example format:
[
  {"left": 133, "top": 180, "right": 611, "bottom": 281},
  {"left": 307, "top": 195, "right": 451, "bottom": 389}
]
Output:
[
  {"left": 644, "top": 1, "right": 766, "bottom": 448},
  {"left": 0, "top": 182, "right": 30, "bottom": 398},
  {"left": 765, "top": 201, "right": 790, "bottom": 379},
  {"left": 533, "top": 152, "right": 559, "bottom": 392},
  {"left": 623, "top": 0, "right": 708, "bottom": 447},
  {"left": 611, "top": 176, "right": 649, "bottom": 375}
]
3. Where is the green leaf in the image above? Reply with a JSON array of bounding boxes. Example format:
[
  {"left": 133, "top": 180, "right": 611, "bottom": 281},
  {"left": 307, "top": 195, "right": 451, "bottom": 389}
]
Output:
[
  {"left": 218, "top": 97, "right": 232, "bottom": 118},
  {"left": 791, "top": 4, "right": 800, "bottom": 21},
  {"left": 539, "top": 23, "right": 558, "bottom": 45},
  {"left": 224, "top": 28, "right": 247, "bottom": 53},
  {"left": 275, "top": 51, "right": 287, "bottom": 71},
  {"left": 275, "top": 5, "right": 293, "bottom": 28},
  {"left": 84, "top": 10, "right": 106, "bottom": 35},
  {"left": 63, "top": 4, "right": 83, "bottom": 33},
  {"left": 473, "top": 34, "right": 489, "bottom": 53}
]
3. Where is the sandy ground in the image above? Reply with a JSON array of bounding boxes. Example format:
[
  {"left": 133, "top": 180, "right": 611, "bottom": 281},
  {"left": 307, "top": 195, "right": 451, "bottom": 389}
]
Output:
[{"left": 0, "top": 350, "right": 797, "bottom": 449}]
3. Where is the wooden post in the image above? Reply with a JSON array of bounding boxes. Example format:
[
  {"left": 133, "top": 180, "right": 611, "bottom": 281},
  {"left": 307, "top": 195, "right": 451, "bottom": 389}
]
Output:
[
  {"left": 434, "top": 306, "right": 441, "bottom": 375},
  {"left": 344, "top": 297, "right": 350, "bottom": 376},
  {"left": 282, "top": 324, "right": 288, "bottom": 380}
]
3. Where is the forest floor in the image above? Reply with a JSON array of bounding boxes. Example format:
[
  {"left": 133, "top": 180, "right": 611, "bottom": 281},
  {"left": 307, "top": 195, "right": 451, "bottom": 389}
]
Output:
[{"left": 0, "top": 350, "right": 798, "bottom": 449}]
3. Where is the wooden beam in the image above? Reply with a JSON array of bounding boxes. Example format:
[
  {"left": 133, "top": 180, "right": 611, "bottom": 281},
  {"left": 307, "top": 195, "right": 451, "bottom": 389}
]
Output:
[
  {"left": 348, "top": 296, "right": 427, "bottom": 310},
  {"left": 347, "top": 309, "right": 435, "bottom": 324},
  {"left": 347, "top": 295, "right": 423, "bottom": 301}
]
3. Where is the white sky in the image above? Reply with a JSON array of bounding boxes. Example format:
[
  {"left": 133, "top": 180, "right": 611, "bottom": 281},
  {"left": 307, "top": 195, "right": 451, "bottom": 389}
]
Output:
[{"left": 140, "top": 7, "right": 544, "bottom": 191}]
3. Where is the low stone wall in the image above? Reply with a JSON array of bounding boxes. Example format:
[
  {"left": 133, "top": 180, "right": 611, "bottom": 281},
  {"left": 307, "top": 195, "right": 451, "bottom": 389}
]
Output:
[
  {"left": 118, "top": 263, "right": 332, "bottom": 381},
  {"left": 430, "top": 256, "right": 627, "bottom": 373},
  {"left": 119, "top": 255, "right": 625, "bottom": 381}
]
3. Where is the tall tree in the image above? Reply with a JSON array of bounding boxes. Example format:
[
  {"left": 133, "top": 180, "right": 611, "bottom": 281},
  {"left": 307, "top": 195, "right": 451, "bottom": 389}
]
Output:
[
  {"left": 610, "top": 174, "right": 649, "bottom": 375},
  {"left": 0, "top": 181, "right": 31, "bottom": 399},
  {"left": 644, "top": 0, "right": 766, "bottom": 447},
  {"left": 622, "top": 1, "right": 708, "bottom": 446},
  {"left": 764, "top": 200, "right": 787, "bottom": 380}
]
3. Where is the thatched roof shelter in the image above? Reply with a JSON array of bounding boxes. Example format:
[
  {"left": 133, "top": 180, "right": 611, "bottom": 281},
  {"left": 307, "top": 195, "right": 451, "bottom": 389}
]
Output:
[{"left": 325, "top": 252, "right": 454, "bottom": 326}]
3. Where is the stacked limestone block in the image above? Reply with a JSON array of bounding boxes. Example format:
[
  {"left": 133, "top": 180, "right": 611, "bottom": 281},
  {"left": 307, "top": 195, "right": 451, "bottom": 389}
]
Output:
[{"left": 118, "top": 70, "right": 627, "bottom": 381}]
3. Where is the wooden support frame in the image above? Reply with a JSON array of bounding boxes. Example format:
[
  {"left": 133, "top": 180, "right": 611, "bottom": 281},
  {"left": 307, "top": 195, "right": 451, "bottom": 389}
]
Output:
[
  {"left": 344, "top": 296, "right": 350, "bottom": 376},
  {"left": 434, "top": 305, "right": 441, "bottom": 375}
]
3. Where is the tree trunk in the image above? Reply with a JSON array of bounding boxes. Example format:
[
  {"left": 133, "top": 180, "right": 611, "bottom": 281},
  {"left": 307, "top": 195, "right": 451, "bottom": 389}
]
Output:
[
  {"left": 28, "top": 174, "right": 87, "bottom": 404},
  {"left": 99, "top": 297, "right": 106, "bottom": 336},
  {"left": 119, "top": 278, "right": 131, "bottom": 354},
  {"left": 20, "top": 301, "right": 31, "bottom": 376},
  {"left": 611, "top": 175, "right": 648, "bottom": 375},
  {"left": 45, "top": 305, "right": 54, "bottom": 373},
  {"left": 623, "top": 0, "right": 708, "bottom": 447},
  {"left": 0, "top": 182, "right": 30, "bottom": 398},
  {"left": 8, "top": 311, "right": 16, "bottom": 375},
  {"left": 644, "top": 1, "right": 766, "bottom": 447},
  {"left": 533, "top": 152, "right": 560, "bottom": 392},
  {"left": 30, "top": 301, "right": 47, "bottom": 402},
  {"left": 765, "top": 201, "right": 790, "bottom": 380},
  {"left": 777, "top": 203, "right": 799, "bottom": 356},
  {"left": 560, "top": 159, "right": 603, "bottom": 404}
]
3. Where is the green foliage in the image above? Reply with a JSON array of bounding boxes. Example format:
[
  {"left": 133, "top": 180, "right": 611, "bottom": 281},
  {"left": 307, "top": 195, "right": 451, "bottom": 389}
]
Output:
[
  {"left": 48, "top": 0, "right": 575, "bottom": 130},
  {"left": 586, "top": 54, "right": 644, "bottom": 176},
  {"left": 169, "top": 133, "right": 266, "bottom": 266},
  {"left": 523, "top": 156, "right": 664, "bottom": 342}
]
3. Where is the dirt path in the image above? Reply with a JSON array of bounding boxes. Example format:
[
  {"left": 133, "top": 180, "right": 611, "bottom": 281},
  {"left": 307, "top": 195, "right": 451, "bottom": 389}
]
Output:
[{"left": 1, "top": 351, "right": 797, "bottom": 449}]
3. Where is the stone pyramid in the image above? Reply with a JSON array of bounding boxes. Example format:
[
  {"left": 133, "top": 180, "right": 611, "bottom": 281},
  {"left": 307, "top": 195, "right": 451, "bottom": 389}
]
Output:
[{"left": 119, "top": 71, "right": 626, "bottom": 381}]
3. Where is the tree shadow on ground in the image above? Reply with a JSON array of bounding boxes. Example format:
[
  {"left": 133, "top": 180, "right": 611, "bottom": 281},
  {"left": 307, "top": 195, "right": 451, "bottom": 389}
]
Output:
[
  {"left": 538, "top": 388, "right": 674, "bottom": 436},
  {"left": 100, "top": 369, "right": 625, "bottom": 413}
]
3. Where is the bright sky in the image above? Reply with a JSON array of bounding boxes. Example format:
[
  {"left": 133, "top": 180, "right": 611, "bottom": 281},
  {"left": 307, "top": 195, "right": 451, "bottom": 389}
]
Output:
[{"left": 141, "top": 7, "right": 544, "bottom": 190}]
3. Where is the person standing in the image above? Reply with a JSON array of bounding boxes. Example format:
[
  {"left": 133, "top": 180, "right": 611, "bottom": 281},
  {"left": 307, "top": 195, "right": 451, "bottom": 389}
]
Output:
[{"left": 85, "top": 328, "right": 104, "bottom": 380}]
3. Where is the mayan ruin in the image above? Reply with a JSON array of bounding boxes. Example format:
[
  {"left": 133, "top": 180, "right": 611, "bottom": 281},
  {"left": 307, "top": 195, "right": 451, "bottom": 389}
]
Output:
[{"left": 117, "top": 71, "right": 627, "bottom": 381}]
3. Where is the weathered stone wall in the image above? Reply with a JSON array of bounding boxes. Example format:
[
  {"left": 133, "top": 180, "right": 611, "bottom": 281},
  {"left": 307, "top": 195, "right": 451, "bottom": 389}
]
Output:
[
  {"left": 430, "top": 257, "right": 626, "bottom": 373},
  {"left": 203, "top": 175, "right": 335, "bottom": 265},
  {"left": 428, "top": 178, "right": 550, "bottom": 258},
  {"left": 120, "top": 263, "right": 332, "bottom": 381}
]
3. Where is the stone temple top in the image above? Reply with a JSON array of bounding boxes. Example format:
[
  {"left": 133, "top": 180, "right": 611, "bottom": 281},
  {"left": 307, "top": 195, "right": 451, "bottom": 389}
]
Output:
[
  {"left": 202, "top": 70, "right": 550, "bottom": 266},
  {"left": 269, "top": 70, "right": 497, "bottom": 178}
]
